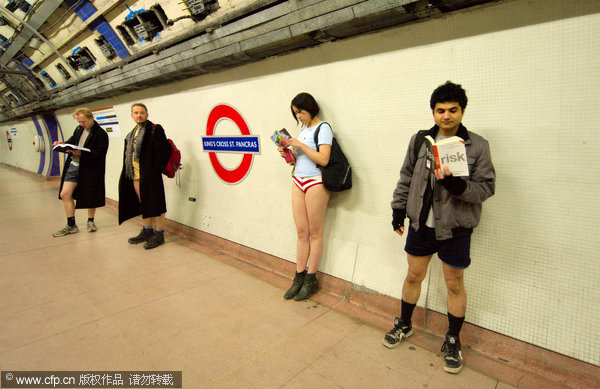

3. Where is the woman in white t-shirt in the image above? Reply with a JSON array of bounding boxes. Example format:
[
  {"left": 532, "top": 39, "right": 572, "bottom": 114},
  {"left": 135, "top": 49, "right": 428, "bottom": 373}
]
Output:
[{"left": 279, "top": 92, "right": 333, "bottom": 301}]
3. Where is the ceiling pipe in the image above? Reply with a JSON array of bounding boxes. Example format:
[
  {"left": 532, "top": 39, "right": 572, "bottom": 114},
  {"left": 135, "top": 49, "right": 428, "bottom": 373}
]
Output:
[
  {"left": 0, "top": 67, "right": 29, "bottom": 75},
  {"left": 0, "top": 3, "right": 80, "bottom": 80}
]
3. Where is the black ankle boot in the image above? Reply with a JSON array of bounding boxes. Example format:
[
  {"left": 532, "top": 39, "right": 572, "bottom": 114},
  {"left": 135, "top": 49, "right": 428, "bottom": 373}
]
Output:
[
  {"left": 294, "top": 272, "right": 319, "bottom": 301},
  {"left": 284, "top": 270, "right": 306, "bottom": 300},
  {"left": 128, "top": 227, "right": 154, "bottom": 244},
  {"left": 143, "top": 230, "right": 165, "bottom": 249}
]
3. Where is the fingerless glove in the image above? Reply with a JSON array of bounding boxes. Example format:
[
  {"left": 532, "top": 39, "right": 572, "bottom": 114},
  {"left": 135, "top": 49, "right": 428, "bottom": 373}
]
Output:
[
  {"left": 439, "top": 175, "right": 467, "bottom": 195},
  {"left": 392, "top": 208, "right": 406, "bottom": 231}
]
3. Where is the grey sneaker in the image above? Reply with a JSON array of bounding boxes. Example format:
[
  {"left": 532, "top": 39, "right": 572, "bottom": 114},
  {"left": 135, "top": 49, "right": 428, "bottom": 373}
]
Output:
[
  {"left": 87, "top": 220, "right": 98, "bottom": 232},
  {"left": 441, "top": 334, "right": 463, "bottom": 374},
  {"left": 52, "top": 225, "right": 79, "bottom": 237},
  {"left": 382, "top": 317, "right": 413, "bottom": 348}
]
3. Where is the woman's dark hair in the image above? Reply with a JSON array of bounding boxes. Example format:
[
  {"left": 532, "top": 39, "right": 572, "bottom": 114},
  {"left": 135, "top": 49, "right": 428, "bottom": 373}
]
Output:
[
  {"left": 290, "top": 92, "right": 320, "bottom": 123},
  {"left": 430, "top": 81, "right": 468, "bottom": 110}
]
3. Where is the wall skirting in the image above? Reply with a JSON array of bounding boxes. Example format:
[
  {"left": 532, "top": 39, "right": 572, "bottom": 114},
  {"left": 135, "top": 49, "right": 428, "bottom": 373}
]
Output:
[{"left": 1, "top": 163, "right": 60, "bottom": 180}]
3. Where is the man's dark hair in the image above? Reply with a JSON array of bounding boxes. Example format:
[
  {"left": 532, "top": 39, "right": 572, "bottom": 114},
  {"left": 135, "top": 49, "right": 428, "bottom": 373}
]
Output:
[
  {"left": 291, "top": 92, "right": 320, "bottom": 123},
  {"left": 430, "top": 81, "right": 468, "bottom": 110}
]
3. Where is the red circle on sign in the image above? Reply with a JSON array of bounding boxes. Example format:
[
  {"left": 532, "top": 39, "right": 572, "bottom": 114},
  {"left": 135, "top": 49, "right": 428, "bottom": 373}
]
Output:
[
  {"left": 206, "top": 104, "right": 253, "bottom": 184},
  {"left": 6, "top": 131, "right": 12, "bottom": 151}
]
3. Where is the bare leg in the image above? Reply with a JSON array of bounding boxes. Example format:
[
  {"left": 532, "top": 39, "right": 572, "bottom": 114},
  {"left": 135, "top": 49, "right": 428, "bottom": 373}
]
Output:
[
  {"left": 304, "top": 185, "right": 330, "bottom": 274},
  {"left": 155, "top": 213, "right": 166, "bottom": 230},
  {"left": 382, "top": 253, "right": 434, "bottom": 348},
  {"left": 402, "top": 253, "right": 433, "bottom": 304},
  {"left": 291, "top": 184, "right": 310, "bottom": 273},
  {"left": 133, "top": 180, "right": 141, "bottom": 200},
  {"left": 133, "top": 180, "right": 153, "bottom": 227},
  {"left": 60, "top": 181, "right": 78, "bottom": 219},
  {"left": 442, "top": 264, "right": 467, "bottom": 317}
]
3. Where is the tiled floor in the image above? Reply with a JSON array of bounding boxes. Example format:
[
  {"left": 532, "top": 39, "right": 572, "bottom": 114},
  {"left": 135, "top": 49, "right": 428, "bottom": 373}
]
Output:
[{"left": 0, "top": 166, "right": 516, "bottom": 388}]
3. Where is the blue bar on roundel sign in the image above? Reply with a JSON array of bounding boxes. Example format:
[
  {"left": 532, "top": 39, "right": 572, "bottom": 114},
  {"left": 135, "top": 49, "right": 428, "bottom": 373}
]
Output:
[{"left": 202, "top": 136, "right": 260, "bottom": 154}]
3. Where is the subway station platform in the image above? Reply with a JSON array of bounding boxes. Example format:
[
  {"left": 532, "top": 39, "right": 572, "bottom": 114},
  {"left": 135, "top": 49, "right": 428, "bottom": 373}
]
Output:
[{"left": 0, "top": 165, "right": 569, "bottom": 388}]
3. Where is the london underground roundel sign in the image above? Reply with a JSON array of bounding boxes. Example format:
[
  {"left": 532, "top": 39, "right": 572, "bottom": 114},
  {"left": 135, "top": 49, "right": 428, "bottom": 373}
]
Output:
[
  {"left": 202, "top": 104, "right": 260, "bottom": 184},
  {"left": 6, "top": 131, "right": 12, "bottom": 151}
]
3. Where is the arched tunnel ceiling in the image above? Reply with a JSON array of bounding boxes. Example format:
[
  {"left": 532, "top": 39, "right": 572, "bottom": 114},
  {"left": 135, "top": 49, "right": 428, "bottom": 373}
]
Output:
[{"left": 0, "top": 0, "right": 496, "bottom": 122}]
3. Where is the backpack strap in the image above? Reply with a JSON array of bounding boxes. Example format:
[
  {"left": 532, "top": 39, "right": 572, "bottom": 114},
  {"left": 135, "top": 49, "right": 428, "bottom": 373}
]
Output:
[
  {"left": 313, "top": 122, "right": 326, "bottom": 152},
  {"left": 413, "top": 130, "right": 429, "bottom": 166}
]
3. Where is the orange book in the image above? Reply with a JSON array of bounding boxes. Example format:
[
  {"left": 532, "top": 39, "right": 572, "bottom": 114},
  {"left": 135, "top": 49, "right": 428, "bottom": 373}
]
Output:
[{"left": 424, "top": 135, "right": 469, "bottom": 177}]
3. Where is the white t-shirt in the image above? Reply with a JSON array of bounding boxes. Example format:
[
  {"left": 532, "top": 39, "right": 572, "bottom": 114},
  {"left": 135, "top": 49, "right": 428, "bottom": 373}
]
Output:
[{"left": 293, "top": 122, "right": 333, "bottom": 178}]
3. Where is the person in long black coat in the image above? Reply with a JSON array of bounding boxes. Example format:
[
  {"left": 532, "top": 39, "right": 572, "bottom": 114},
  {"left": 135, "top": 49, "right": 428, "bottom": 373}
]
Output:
[
  {"left": 52, "top": 108, "right": 108, "bottom": 237},
  {"left": 118, "top": 103, "right": 171, "bottom": 249}
]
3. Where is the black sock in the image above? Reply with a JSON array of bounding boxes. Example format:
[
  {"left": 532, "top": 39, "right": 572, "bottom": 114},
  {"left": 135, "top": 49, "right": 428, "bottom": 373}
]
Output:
[
  {"left": 400, "top": 300, "right": 416, "bottom": 324},
  {"left": 87, "top": 218, "right": 94, "bottom": 222},
  {"left": 447, "top": 312, "right": 465, "bottom": 337},
  {"left": 67, "top": 217, "right": 75, "bottom": 227}
]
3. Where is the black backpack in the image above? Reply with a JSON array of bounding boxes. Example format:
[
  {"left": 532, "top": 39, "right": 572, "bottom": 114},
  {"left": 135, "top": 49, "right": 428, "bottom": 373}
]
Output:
[{"left": 314, "top": 122, "right": 352, "bottom": 192}]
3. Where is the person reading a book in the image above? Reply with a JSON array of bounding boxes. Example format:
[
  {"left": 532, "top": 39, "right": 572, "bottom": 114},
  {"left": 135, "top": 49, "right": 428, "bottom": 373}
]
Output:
[
  {"left": 118, "top": 103, "right": 172, "bottom": 249},
  {"left": 385, "top": 81, "right": 495, "bottom": 374},
  {"left": 52, "top": 108, "right": 109, "bottom": 237},
  {"left": 279, "top": 92, "right": 332, "bottom": 301}
]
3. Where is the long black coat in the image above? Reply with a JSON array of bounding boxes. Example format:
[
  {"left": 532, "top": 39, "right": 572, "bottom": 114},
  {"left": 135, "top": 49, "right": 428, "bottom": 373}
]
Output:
[
  {"left": 58, "top": 121, "right": 109, "bottom": 209},
  {"left": 118, "top": 120, "right": 171, "bottom": 225}
]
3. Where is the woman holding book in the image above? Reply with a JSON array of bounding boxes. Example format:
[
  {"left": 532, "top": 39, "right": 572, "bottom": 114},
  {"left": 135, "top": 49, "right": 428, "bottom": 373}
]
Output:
[{"left": 279, "top": 92, "right": 333, "bottom": 301}]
